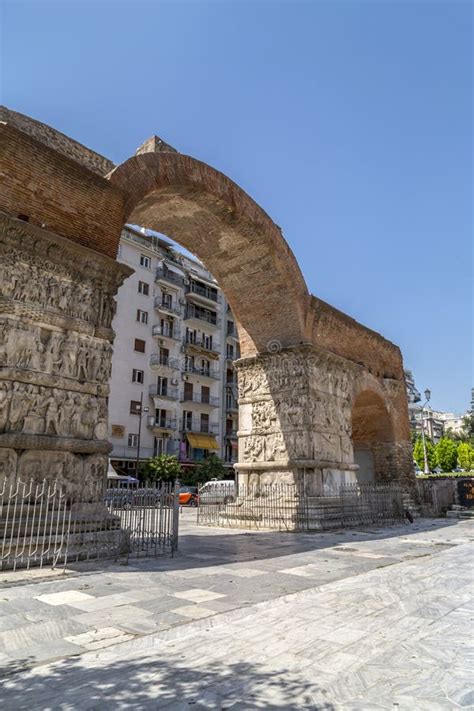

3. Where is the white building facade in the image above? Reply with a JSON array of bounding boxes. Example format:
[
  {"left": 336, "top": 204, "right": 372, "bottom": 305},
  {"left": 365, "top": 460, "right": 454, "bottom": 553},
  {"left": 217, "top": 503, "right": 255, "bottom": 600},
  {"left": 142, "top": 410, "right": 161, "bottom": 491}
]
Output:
[{"left": 108, "top": 227, "right": 239, "bottom": 474}]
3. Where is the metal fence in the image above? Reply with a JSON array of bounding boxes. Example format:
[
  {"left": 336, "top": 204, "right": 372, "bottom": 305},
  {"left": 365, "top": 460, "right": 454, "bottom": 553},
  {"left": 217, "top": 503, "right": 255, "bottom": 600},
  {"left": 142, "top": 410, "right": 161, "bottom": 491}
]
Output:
[
  {"left": 0, "top": 478, "right": 179, "bottom": 572},
  {"left": 197, "top": 482, "right": 405, "bottom": 532},
  {"left": 415, "top": 478, "right": 456, "bottom": 516}
]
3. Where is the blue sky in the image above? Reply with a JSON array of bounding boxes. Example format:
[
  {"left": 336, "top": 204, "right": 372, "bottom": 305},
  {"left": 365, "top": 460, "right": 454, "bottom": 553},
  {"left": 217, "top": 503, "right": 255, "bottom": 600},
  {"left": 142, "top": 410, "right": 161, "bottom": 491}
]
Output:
[{"left": 2, "top": 0, "right": 472, "bottom": 412}]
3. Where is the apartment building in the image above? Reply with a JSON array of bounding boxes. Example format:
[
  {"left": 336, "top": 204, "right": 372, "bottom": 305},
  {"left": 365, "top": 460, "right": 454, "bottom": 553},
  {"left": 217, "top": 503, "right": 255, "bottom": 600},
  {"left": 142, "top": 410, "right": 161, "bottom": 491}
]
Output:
[{"left": 108, "top": 226, "right": 240, "bottom": 474}]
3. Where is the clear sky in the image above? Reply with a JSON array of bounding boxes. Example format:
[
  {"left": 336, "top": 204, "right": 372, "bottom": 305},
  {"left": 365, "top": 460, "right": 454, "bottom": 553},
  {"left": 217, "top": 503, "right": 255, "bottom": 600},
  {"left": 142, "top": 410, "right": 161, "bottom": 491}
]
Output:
[{"left": 2, "top": 0, "right": 472, "bottom": 413}]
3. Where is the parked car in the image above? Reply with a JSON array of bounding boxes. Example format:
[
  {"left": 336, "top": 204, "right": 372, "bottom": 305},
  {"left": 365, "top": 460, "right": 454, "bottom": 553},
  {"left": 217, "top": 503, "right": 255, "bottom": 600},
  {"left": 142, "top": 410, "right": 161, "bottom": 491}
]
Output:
[
  {"left": 178, "top": 486, "right": 199, "bottom": 507},
  {"left": 199, "top": 479, "right": 236, "bottom": 505}
]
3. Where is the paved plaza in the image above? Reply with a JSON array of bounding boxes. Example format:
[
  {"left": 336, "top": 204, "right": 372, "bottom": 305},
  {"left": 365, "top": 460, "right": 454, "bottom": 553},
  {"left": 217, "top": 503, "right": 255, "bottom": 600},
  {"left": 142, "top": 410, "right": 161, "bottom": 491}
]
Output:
[{"left": 0, "top": 511, "right": 472, "bottom": 709}]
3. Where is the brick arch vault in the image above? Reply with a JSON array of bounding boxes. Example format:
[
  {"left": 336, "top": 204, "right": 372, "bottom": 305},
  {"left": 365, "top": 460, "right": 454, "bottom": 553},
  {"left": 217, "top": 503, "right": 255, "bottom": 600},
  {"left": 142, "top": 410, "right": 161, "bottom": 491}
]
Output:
[
  {"left": 107, "top": 149, "right": 311, "bottom": 358},
  {"left": 0, "top": 109, "right": 414, "bottom": 500},
  {"left": 108, "top": 143, "right": 415, "bottom": 494}
]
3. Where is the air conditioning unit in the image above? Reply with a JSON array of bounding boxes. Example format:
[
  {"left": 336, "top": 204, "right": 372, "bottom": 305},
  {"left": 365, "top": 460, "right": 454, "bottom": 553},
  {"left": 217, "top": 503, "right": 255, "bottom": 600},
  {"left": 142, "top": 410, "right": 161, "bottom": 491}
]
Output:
[
  {"left": 158, "top": 339, "right": 164, "bottom": 346},
  {"left": 183, "top": 374, "right": 189, "bottom": 381},
  {"left": 179, "top": 297, "right": 186, "bottom": 305},
  {"left": 183, "top": 279, "right": 190, "bottom": 286},
  {"left": 171, "top": 378, "right": 179, "bottom": 386}
]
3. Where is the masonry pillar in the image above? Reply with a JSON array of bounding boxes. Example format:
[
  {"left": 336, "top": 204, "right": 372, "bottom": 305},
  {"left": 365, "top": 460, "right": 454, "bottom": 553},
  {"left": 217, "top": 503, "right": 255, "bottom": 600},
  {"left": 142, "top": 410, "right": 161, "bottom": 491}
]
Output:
[
  {"left": 0, "top": 214, "right": 131, "bottom": 499},
  {"left": 235, "top": 345, "right": 359, "bottom": 495}
]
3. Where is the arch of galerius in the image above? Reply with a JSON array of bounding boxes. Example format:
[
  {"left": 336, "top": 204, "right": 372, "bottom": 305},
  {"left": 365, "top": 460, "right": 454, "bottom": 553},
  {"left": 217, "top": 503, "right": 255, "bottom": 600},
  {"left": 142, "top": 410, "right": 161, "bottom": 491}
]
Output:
[{"left": 0, "top": 107, "right": 415, "bottom": 503}]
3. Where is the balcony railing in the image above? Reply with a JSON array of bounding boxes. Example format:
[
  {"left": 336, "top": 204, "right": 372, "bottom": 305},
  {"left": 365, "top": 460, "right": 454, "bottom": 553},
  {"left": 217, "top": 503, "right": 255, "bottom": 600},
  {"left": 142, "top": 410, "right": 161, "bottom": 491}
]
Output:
[
  {"left": 226, "top": 401, "right": 238, "bottom": 412},
  {"left": 225, "top": 429, "right": 238, "bottom": 438},
  {"left": 149, "top": 384, "right": 179, "bottom": 399},
  {"left": 109, "top": 446, "right": 156, "bottom": 461},
  {"left": 183, "top": 364, "right": 220, "bottom": 379},
  {"left": 154, "top": 297, "right": 182, "bottom": 317},
  {"left": 152, "top": 324, "right": 181, "bottom": 340},
  {"left": 149, "top": 354, "right": 180, "bottom": 370},
  {"left": 183, "top": 337, "right": 220, "bottom": 354},
  {"left": 181, "top": 420, "right": 219, "bottom": 435},
  {"left": 181, "top": 392, "right": 220, "bottom": 406},
  {"left": 155, "top": 266, "right": 185, "bottom": 287},
  {"left": 147, "top": 416, "right": 177, "bottom": 430},
  {"left": 186, "top": 281, "right": 220, "bottom": 303},
  {"left": 184, "top": 305, "right": 220, "bottom": 327}
]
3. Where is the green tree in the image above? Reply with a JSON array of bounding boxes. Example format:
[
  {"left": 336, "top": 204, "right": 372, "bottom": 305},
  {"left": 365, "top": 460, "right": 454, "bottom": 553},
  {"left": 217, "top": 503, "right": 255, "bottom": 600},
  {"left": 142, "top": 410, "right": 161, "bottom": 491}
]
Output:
[
  {"left": 457, "top": 442, "right": 474, "bottom": 471},
  {"left": 196, "top": 454, "right": 227, "bottom": 483},
  {"left": 143, "top": 454, "right": 183, "bottom": 483},
  {"left": 435, "top": 437, "right": 458, "bottom": 473},
  {"left": 461, "top": 412, "right": 474, "bottom": 444},
  {"left": 413, "top": 436, "right": 436, "bottom": 471}
]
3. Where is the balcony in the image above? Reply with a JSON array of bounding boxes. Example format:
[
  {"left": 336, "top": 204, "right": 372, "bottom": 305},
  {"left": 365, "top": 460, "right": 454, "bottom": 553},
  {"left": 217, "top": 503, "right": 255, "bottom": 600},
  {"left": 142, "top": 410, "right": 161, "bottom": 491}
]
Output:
[
  {"left": 181, "top": 420, "right": 219, "bottom": 435},
  {"left": 155, "top": 266, "right": 185, "bottom": 287},
  {"left": 184, "top": 305, "right": 220, "bottom": 328},
  {"left": 185, "top": 281, "right": 220, "bottom": 305},
  {"left": 181, "top": 392, "right": 220, "bottom": 407},
  {"left": 225, "top": 429, "right": 238, "bottom": 438},
  {"left": 110, "top": 445, "right": 155, "bottom": 461},
  {"left": 183, "top": 364, "right": 220, "bottom": 380},
  {"left": 148, "top": 384, "right": 179, "bottom": 400},
  {"left": 149, "top": 354, "right": 180, "bottom": 371},
  {"left": 183, "top": 337, "right": 220, "bottom": 355},
  {"left": 226, "top": 401, "right": 238, "bottom": 413},
  {"left": 154, "top": 297, "right": 182, "bottom": 317},
  {"left": 152, "top": 324, "right": 181, "bottom": 341},
  {"left": 147, "top": 416, "right": 177, "bottom": 431}
]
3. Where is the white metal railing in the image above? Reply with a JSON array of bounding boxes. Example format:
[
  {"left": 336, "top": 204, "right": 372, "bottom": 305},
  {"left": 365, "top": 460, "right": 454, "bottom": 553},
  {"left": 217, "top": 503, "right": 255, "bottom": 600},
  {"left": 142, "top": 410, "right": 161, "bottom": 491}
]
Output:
[{"left": 0, "top": 477, "right": 179, "bottom": 571}]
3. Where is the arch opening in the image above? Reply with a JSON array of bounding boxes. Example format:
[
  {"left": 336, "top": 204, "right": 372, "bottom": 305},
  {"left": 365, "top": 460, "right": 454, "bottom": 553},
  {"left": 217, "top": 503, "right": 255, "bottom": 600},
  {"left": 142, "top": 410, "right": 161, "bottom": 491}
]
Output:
[
  {"left": 351, "top": 390, "right": 395, "bottom": 483},
  {"left": 108, "top": 151, "right": 311, "bottom": 358}
]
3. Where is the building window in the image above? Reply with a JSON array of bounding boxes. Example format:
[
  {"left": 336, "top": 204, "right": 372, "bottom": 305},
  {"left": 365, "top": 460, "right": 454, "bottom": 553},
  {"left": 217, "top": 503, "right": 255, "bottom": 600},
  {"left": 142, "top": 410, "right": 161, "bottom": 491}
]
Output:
[
  {"left": 128, "top": 433, "right": 139, "bottom": 447},
  {"left": 156, "top": 408, "right": 168, "bottom": 427},
  {"left": 162, "top": 292, "right": 173, "bottom": 309},
  {"left": 138, "top": 281, "right": 149, "bottom": 295},
  {"left": 140, "top": 254, "right": 151, "bottom": 269},
  {"left": 134, "top": 338, "right": 146, "bottom": 353},
  {"left": 132, "top": 369, "right": 144, "bottom": 384},
  {"left": 159, "top": 346, "right": 169, "bottom": 365},
  {"left": 157, "top": 376, "right": 168, "bottom": 395},
  {"left": 226, "top": 344, "right": 234, "bottom": 359},
  {"left": 136, "top": 309, "right": 148, "bottom": 324},
  {"left": 201, "top": 385, "right": 210, "bottom": 404},
  {"left": 130, "top": 400, "right": 141, "bottom": 415},
  {"left": 183, "top": 411, "right": 193, "bottom": 431},
  {"left": 203, "top": 333, "right": 213, "bottom": 350},
  {"left": 186, "top": 327, "right": 197, "bottom": 344},
  {"left": 200, "top": 413, "right": 210, "bottom": 433}
]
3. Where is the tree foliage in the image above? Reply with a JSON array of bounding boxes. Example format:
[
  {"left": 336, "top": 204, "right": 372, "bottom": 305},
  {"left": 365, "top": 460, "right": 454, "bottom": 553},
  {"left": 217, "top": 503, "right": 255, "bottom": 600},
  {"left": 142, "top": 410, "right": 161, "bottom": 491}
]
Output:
[
  {"left": 195, "top": 454, "right": 227, "bottom": 483},
  {"left": 413, "top": 436, "right": 436, "bottom": 471},
  {"left": 457, "top": 442, "right": 474, "bottom": 471},
  {"left": 435, "top": 437, "right": 458, "bottom": 473},
  {"left": 143, "top": 454, "right": 183, "bottom": 483}
]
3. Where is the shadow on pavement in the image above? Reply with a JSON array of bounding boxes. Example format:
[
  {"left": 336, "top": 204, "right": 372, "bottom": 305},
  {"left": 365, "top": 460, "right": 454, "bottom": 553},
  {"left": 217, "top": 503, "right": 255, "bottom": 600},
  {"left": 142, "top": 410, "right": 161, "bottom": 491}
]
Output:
[{"left": 0, "top": 653, "right": 335, "bottom": 710}]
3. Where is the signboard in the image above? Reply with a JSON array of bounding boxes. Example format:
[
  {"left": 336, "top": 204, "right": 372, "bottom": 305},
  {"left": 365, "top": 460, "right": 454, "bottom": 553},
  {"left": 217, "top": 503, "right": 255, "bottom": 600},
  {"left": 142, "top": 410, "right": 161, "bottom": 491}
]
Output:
[
  {"left": 457, "top": 480, "right": 474, "bottom": 508},
  {"left": 111, "top": 424, "right": 125, "bottom": 438}
]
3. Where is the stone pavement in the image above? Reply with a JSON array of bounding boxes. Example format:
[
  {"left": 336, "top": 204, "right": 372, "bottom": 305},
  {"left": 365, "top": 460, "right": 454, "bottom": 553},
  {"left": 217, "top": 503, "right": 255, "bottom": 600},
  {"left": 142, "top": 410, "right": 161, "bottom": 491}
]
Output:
[{"left": 0, "top": 512, "right": 472, "bottom": 709}]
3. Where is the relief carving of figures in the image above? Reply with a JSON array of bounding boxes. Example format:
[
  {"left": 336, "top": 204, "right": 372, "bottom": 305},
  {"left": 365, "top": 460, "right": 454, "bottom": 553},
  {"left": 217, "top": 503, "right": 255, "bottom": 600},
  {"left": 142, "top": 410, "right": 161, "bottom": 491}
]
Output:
[
  {"left": 1, "top": 382, "right": 107, "bottom": 440},
  {"left": 1, "top": 319, "right": 111, "bottom": 384},
  {"left": 1, "top": 255, "right": 114, "bottom": 328},
  {"left": 243, "top": 435, "right": 265, "bottom": 462},
  {"left": 251, "top": 400, "right": 278, "bottom": 434},
  {"left": 237, "top": 366, "right": 267, "bottom": 398},
  {"left": 0, "top": 382, "right": 12, "bottom": 433},
  {"left": 266, "top": 431, "right": 288, "bottom": 461}
]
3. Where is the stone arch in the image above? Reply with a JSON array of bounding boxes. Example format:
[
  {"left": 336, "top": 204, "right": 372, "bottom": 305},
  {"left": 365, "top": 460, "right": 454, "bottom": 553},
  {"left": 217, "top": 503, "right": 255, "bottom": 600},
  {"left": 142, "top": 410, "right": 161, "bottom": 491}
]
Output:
[
  {"left": 108, "top": 149, "right": 311, "bottom": 357},
  {"left": 351, "top": 388, "right": 395, "bottom": 482}
]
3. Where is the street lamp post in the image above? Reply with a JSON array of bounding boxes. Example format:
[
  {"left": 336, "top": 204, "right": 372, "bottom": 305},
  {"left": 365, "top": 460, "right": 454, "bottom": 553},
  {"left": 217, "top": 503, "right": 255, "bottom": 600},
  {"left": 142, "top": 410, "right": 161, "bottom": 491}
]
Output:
[
  {"left": 420, "top": 388, "right": 431, "bottom": 475},
  {"left": 135, "top": 391, "right": 149, "bottom": 479}
]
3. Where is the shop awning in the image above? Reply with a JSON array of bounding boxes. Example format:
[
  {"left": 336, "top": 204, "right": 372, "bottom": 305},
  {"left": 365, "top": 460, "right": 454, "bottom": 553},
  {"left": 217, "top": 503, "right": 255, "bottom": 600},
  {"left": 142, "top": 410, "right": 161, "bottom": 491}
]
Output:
[{"left": 186, "top": 433, "right": 219, "bottom": 450}]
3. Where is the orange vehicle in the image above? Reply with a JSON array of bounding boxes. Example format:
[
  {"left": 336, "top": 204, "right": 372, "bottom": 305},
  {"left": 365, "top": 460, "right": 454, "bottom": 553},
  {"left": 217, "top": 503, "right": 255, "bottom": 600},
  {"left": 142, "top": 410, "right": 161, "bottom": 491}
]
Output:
[{"left": 178, "top": 486, "right": 199, "bottom": 507}]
